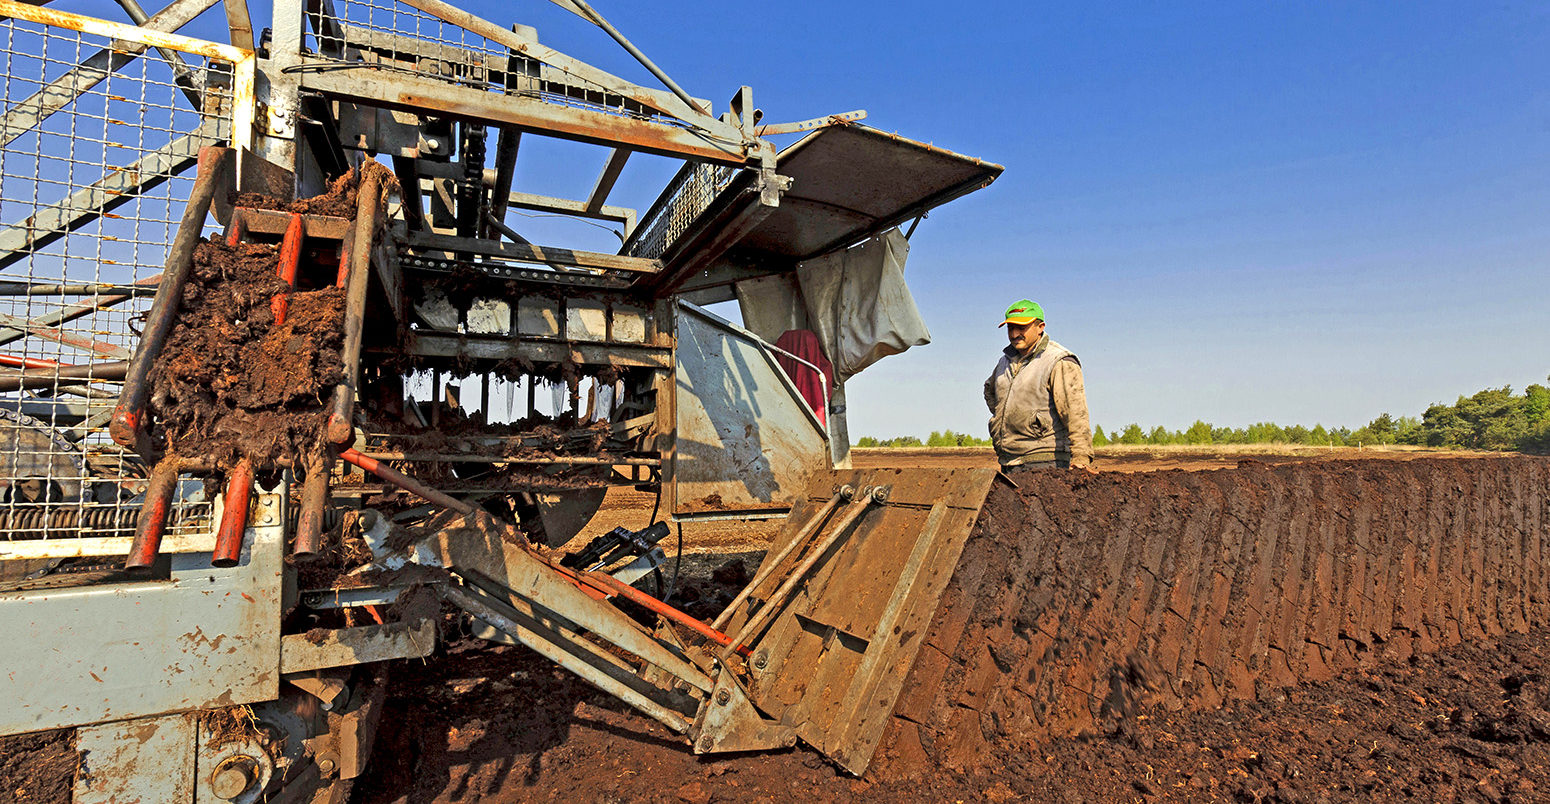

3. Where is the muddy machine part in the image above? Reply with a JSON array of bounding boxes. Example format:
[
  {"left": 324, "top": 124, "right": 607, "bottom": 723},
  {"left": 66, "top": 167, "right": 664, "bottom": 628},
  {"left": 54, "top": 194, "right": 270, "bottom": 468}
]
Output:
[
  {"left": 0, "top": 0, "right": 1003, "bottom": 795},
  {"left": 694, "top": 467, "right": 999, "bottom": 772},
  {"left": 364, "top": 465, "right": 999, "bottom": 775}
]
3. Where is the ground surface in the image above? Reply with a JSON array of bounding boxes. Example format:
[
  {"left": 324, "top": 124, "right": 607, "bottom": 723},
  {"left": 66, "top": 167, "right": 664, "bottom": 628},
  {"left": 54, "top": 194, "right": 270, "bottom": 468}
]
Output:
[
  {"left": 354, "top": 447, "right": 1541, "bottom": 803},
  {"left": 356, "top": 620, "right": 1550, "bottom": 803},
  {"left": 883, "top": 454, "right": 1548, "bottom": 773}
]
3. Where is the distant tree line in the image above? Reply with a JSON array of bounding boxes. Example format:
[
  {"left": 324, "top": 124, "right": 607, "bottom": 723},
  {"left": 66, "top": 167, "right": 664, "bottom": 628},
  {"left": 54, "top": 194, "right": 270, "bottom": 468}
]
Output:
[
  {"left": 856, "top": 377, "right": 1550, "bottom": 453},
  {"left": 855, "top": 430, "right": 992, "bottom": 448}
]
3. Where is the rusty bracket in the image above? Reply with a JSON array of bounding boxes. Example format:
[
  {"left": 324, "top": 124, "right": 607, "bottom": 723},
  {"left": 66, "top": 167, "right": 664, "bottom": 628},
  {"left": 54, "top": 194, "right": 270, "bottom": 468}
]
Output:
[{"left": 689, "top": 671, "right": 795, "bottom": 755}]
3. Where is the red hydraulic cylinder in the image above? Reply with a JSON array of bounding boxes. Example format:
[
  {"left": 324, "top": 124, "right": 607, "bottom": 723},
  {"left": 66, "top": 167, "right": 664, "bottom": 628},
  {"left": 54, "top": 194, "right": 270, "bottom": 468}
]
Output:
[
  {"left": 0, "top": 354, "right": 66, "bottom": 370},
  {"left": 211, "top": 459, "right": 254, "bottom": 568},
  {"left": 582, "top": 570, "right": 747, "bottom": 655},
  {"left": 271, "top": 213, "right": 304, "bottom": 325},
  {"left": 125, "top": 458, "right": 181, "bottom": 570},
  {"left": 337, "top": 448, "right": 473, "bottom": 515}
]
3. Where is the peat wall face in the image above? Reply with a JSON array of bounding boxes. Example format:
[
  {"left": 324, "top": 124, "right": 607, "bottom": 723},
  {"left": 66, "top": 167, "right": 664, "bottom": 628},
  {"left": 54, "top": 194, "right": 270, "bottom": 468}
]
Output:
[{"left": 881, "top": 456, "right": 1550, "bottom": 771}]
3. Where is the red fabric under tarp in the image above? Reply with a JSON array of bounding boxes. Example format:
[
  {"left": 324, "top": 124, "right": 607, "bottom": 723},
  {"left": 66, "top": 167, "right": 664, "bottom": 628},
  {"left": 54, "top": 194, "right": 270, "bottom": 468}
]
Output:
[{"left": 774, "top": 329, "right": 831, "bottom": 427}]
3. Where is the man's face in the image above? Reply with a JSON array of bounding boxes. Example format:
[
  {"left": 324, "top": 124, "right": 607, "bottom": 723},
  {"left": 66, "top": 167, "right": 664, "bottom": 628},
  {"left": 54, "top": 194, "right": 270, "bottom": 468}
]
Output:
[{"left": 1006, "top": 320, "right": 1045, "bottom": 355}]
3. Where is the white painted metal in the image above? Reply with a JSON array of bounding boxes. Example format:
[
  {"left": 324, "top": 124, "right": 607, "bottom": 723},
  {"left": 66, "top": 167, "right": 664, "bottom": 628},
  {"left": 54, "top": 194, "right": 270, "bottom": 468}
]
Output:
[
  {"left": 565, "top": 299, "right": 608, "bottom": 341},
  {"left": 0, "top": 494, "right": 285, "bottom": 734},
  {"left": 669, "top": 301, "right": 828, "bottom": 518}
]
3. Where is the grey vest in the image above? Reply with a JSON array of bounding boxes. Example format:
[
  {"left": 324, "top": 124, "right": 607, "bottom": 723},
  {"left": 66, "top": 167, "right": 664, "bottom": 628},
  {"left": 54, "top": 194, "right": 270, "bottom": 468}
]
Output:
[{"left": 987, "top": 337, "right": 1079, "bottom": 465}]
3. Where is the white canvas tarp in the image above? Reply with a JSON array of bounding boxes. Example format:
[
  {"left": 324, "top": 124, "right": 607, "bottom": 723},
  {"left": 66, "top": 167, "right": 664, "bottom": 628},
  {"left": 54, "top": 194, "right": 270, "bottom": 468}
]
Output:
[
  {"left": 796, "top": 227, "right": 930, "bottom": 380},
  {"left": 734, "top": 273, "right": 809, "bottom": 344},
  {"left": 735, "top": 227, "right": 930, "bottom": 381}
]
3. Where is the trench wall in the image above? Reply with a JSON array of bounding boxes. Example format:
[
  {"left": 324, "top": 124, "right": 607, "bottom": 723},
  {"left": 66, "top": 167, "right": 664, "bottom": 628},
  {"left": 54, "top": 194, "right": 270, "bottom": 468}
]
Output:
[{"left": 880, "top": 456, "right": 1550, "bottom": 771}]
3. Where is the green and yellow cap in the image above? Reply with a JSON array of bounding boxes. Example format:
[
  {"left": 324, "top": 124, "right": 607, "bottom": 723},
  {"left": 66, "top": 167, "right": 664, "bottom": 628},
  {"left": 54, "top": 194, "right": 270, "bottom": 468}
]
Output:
[{"left": 999, "top": 299, "right": 1044, "bottom": 327}]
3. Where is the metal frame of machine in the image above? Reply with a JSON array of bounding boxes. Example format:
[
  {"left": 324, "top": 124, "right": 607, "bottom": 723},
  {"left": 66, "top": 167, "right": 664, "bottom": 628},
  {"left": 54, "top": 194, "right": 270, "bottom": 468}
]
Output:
[{"left": 0, "top": 0, "right": 1002, "bottom": 798}]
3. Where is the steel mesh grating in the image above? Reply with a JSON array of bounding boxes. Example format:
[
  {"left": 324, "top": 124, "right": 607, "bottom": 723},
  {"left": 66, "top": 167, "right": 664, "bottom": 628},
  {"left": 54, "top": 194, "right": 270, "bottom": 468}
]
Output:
[
  {"left": 303, "top": 0, "right": 678, "bottom": 125},
  {"left": 624, "top": 161, "right": 738, "bottom": 261},
  {"left": 0, "top": 15, "right": 238, "bottom": 543}
]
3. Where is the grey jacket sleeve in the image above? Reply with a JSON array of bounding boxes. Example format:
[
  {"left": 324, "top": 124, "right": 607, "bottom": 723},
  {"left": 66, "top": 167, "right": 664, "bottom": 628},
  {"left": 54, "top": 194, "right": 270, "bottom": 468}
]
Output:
[
  {"left": 1051, "top": 358, "right": 1094, "bottom": 467},
  {"left": 983, "top": 371, "right": 997, "bottom": 413}
]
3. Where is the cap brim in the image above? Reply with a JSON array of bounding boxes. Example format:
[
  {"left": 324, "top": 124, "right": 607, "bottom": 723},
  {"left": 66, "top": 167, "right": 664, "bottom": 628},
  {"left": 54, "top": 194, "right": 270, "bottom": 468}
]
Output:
[{"left": 1000, "top": 316, "right": 1038, "bottom": 327}]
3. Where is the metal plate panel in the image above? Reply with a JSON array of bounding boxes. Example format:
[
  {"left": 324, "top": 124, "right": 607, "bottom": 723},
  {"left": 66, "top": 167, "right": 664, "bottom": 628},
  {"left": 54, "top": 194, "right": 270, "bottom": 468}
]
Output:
[
  {"left": 0, "top": 499, "right": 285, "bottom": 734},
  {"left": 516, "top": 296, "right": 560, "bottom": 336},
  {"left": 74, "top": 714, "right": 195, "bottom": 804},
  {"left": 612, "top": 304, "right": 647, "bottom": 343},
  {"left": 279, "top": 618, "right": 436, "bottom": 673},
  {"left": 746, "top": 125, "right": 1002, "bottom": 259},
  {"left": 669, "top": 301, "right": 826, "bottom": 517},
  {"left": 647, "top": 125, "right": 1002, "bottom": 266},
  {"left": 467, "top": 297, "right": 511, "bottom": 334},
  {"left": 404, "top": 331, "right": 670, "bottom": 368}
]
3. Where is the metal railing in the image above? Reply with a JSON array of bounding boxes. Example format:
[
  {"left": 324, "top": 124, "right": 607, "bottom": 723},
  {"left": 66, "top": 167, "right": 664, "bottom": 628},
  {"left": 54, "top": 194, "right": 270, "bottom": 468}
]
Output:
[
  {"left": 0, "top": 0, "right": 254, "bottom": 556},
  {"left": 622, "top": 160, "right": 739, "bottom": 261}
]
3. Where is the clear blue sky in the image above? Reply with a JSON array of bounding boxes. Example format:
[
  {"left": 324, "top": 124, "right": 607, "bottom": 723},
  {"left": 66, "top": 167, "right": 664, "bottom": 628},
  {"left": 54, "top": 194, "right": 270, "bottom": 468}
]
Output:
[{"left": 181, "top": 1, "right": 1550, "bottom": 437}]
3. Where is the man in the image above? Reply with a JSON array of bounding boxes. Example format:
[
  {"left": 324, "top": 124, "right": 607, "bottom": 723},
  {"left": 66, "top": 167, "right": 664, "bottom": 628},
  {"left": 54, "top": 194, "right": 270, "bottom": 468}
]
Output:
[{"left": 984, "top": 299, "right": 1094, "bottom": 470}]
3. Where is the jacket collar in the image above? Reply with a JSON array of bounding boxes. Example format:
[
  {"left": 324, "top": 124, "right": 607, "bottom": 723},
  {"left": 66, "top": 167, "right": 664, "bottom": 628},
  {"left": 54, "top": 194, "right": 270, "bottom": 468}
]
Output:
[{"left": 1003, "top": 333, "right": 1050, "bottom": 363}]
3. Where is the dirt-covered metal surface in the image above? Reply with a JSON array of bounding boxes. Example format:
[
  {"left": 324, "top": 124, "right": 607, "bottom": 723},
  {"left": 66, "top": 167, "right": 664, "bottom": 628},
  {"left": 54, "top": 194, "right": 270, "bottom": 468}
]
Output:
[{"left": 149, "top": 162, "right": 395, "bottom": 472}]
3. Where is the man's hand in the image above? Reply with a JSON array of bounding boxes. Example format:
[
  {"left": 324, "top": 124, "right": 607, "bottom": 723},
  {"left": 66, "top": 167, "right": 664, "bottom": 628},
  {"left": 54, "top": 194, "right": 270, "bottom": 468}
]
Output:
[{"left": 1070, "top": 455, "right": 1096, "bottom": 473}]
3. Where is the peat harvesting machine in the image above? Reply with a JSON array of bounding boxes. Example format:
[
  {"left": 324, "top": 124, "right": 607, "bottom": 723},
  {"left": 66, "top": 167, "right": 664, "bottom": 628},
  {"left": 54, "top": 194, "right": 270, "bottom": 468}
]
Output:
[{"left": 0, "top": 0, "right": 1003, "bottom": 799}]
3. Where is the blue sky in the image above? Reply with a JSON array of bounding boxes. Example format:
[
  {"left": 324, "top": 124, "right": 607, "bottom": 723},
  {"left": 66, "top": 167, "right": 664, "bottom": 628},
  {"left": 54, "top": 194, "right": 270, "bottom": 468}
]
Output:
[{"left": 168, "top": 1, "right": 1550, "bottom": 437}]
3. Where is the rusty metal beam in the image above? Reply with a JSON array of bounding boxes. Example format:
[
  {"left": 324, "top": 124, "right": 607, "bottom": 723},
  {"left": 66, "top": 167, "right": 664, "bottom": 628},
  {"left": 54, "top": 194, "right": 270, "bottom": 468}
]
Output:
[
  {"left": 304, "top": 0, "right": 345, "bottom": 51},
  {"left": 221, "top": 0, "right": 252, "bottom": 49},
  {"left": 0, "top": 359, "right": 129, "bottom": 390},
  {"left": 300, "top": 93, "right": 350, "bottom": 179},
  {"left": 110, "top": 146, "right": 231, "bottom": 450},
  {"left": 0, "top": 275, "right": 162, "bottom": 348},
  {"left": 487, "top": 127, "right": 520, "bottom": 231},
  {"left": 411, "top": 159, "right": 635, "bottom": 231},
  {"left": 0, "top": 282, "right": 157, "bottom": 297},
  {"left": 328, "top": 18, "right": 484, "bottom": 69},
  {"left": 359, "top": 452, "right": 658, "bottom": 465},
  {"left": 397, "top": 0, "right": 737, "bottom": 142},
  {"left": 506, "top": 190, "right": 634, "bottom": 234},
  {"left": 546, "top": 0, "right": 709, "bottom": 116},
  {"left": 391, "top": 155, "right": 425, "bottom": 231},
  {"left": 440, "top": 582, "right": 695, "bottom": 734},
  {"left": 407, "top": 231, "right": 660, "bottom": 274},
  {"left": 754, "top": 109, "right": 867, "bottom": 137},
  {"left": 0, "top": 1, "right": 255, "bottom": 146},
  {"left": 232, "top": 207, "right": 352, "bottom": 239},
  {"left": 279, "top": 619, "right": 435, "bottom": 673},
  {"left": 109, "top": 0, "right": 206, "bottom": 110},
  {"left": 298, "top": 63, "right": 749, "bottom": 165},
  {"left": 400, "top": 332, "right": 670, "bottom": 369},
  {"left": 0, "top": 309, "right": 130, "bottom": 360},
  {"left": 586, "top": 147, "right": 631, "bottom": 214}
]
